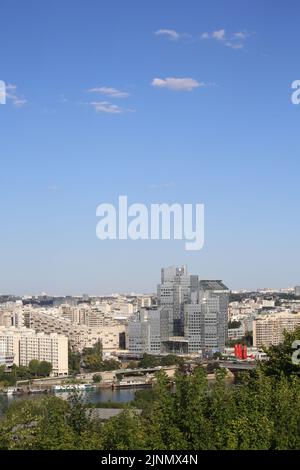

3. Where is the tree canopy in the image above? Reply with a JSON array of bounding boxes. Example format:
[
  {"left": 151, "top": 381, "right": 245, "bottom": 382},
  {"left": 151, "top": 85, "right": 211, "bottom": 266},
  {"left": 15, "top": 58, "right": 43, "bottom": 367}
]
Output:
[{"left": 0, "top": 330, "right": 299, "bottom": 450}]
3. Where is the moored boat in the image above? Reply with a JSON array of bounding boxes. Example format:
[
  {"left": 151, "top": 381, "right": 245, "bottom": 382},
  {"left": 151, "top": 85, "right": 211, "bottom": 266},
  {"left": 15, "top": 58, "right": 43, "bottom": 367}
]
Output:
[{"left": 53, "top": 383, "right": 96, "bottom": 392}]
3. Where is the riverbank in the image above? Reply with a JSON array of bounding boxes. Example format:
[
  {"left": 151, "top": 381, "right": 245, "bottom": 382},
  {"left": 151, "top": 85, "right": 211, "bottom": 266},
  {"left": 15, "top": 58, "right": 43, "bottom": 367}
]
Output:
[{"left": 0, "top": 386, "right": 145, "bottom": 416}]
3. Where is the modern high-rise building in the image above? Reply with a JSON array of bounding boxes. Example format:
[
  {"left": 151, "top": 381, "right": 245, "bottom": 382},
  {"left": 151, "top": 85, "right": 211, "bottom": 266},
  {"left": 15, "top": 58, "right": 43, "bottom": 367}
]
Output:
[
  {"left": 198, "top": 280, "right": 230, "bottom": 352},
  {"left": 158, "top": 265, "right": 198, "bottom": 337},
  {"left": 184, "top": 281, "right": 230, "bottom": 354},
  {"left": 128, "top": 267, "right": 230, "bottom": 356},
  {"left": 184, "top": 304, "right": 202, "bottom": 353},
  {"left": 128, "top": 308, "right": 161, "bottom": 355},
  {"left": 295, "top": 286, "right": 300, "bottom": 297}
]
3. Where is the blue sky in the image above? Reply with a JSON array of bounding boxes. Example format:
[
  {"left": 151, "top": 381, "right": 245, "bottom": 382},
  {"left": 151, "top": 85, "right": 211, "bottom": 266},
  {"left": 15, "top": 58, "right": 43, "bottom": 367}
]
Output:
[{"left": 0, "top": 0, "right": 300, "bottom": 295}]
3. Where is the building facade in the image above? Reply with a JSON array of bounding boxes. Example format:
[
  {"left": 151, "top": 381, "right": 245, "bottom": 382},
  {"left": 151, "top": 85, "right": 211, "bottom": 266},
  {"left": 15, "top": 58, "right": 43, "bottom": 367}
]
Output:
[
  {"left": 128, "top": 308, "right": 161, "bottom": 354},
  {"left": 128, "top": 267, "right": 230, "bottom": 356},
  {"left": 0, "top": 327, "right": 68, "bottom": 375},
  {"left": 253, "top": 312, "right": 300, "bottom": 347}
]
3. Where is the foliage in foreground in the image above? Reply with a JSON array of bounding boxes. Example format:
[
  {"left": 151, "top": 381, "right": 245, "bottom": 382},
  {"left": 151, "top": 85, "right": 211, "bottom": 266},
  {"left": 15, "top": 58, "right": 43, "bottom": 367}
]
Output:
[
  {"left": 0, "top": 360, "right": 53, "bottom": 388},
  {"left": 0, "top": 330, "right": 299, "bottom": 450},
  {"left": 259, "top": 327, "right": 300, "bottom": 379},
  {"left": 0, "top": 365, "right": 299, "bottom": 450}
]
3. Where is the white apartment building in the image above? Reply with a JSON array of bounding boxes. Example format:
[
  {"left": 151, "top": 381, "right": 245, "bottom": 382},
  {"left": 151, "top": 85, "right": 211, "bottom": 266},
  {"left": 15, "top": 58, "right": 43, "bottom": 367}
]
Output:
[
  {"left": 253, "top": 312, "right": 300, "bottom": 348},
  {"left": 0, "top": 326, "right": 34, "bottom": 366},
  {"left": 19, "top": 333, "right": 68, "bottom": 376},
  {"left": 0, "top": 327, "right": 68, "bottom": 375}
]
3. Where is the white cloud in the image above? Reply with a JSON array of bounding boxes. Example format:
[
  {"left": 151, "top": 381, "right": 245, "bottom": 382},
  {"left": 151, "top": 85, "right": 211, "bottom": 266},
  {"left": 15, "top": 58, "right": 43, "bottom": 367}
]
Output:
[
  {"left": 90, "top": 101, "right": 124, "bottom": 113},
  {"left": 148, "top": 181, "right": 175, "bottom": 190},
  {"left": 155, "top": 27, "right": 252, "bottom": 51},
  {"left": 88, "top": 86, "right": 129, "bottom": 98},
  {"left": 89, "top": 101, "right": 134, "bottom": 114},
  {"left": 154, "top": 29, "right": 180, "bottom": 41},
  {"left": 6, "top": 84, "right": 27, "bottom": 107},
  {"left": 212, "top": 29, "right": 226, "bottom": 41},
  {"left": 234, "top": 31, "right": 249, "bottom": 40},
  {"left": 151, "top": 77, "right": 205, "bottom": 91},
  {"left": 200, "top": 29, "right": 251, "bottom": 50},
  {"left": 225, "top": 42, "right": 244, "bottom": 50}
]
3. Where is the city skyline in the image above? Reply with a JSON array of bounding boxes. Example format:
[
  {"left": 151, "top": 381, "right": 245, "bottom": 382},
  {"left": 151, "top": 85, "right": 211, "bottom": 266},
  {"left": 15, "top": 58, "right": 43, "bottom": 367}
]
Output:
[
  {"left": 1, "top": 0, "right": 300, "bottom": 294},
  {"left": 0, "top": 265, "right": 298, "bottom": 298}
]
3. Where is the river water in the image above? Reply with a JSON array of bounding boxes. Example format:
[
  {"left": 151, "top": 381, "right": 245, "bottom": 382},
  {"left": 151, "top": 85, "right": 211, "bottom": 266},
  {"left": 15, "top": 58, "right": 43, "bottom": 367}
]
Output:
[{"left": 0, "top": 387, "right": 140, "bottom": 416}]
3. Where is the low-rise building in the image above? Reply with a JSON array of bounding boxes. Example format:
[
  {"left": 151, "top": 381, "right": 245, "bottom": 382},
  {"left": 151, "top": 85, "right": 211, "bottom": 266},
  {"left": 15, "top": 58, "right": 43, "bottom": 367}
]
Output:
[{"left": 24, "top": 308, "right": 125, "bottom": 353}]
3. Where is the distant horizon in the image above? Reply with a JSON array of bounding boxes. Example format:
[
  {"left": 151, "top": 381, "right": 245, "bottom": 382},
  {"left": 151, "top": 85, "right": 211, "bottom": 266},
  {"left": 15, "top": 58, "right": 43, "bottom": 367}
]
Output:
[{"left": 0, "top": 284, "right": 298, "bottom": 299}]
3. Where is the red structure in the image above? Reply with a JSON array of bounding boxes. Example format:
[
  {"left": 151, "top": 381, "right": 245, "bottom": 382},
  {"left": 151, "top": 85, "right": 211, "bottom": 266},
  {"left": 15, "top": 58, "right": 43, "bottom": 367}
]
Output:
[{"left": 234, "top": 344, "right": 248, "bottom": 360}]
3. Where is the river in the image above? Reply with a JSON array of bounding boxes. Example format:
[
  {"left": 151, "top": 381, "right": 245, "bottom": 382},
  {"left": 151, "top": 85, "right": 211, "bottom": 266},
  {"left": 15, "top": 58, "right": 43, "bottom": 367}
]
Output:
[{"left": 0, "top": 387, "right": 140, "bottom": 416}]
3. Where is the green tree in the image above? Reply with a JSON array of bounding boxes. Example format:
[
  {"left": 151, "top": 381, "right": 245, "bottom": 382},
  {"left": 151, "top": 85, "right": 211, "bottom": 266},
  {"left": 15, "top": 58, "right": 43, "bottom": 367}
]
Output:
[
  {"left": 99, "top": 359, "right": 121, "bottom": 371},
  {"left": 126, "top": 361, "right": 139, "bottom": 369},
  {"left": 143, "top": 370, "right": 187, "bottom": 449},
  {"left": 1, "top": 349, "right": 300, "bottom": 450},
  {"left": 101, "top": 410, "right": 145, "bottom": 450},
  {"left": 35, "top": 397, "right": 77, "bottom": 450},
  {"left": 67, "top": 390, "right": 90, "bottom": 435},
  {"left": 68, "top": 345, "right": 81, "bottom": 375},
  {"left": 82, "top": 340, "right": 106, "bottom": 372},
  {"left": 160, "top": 355, "right": 184, "bottom": 366},
  {"left": 92, "top": 339, "right": 103, "bottom": 358},
  {"left": 92, "top": 374, "right": 102, "bottom": 383},
  {"left": 37, "top": 361, "right": 52, "bottom": 377},
  {"left": 259, "top": 326, "right": 300, "bottom": 379},
  {"left": 139, "top": 353, "right": 159, "bottom": 369},
  {"left": 213, "top": 352, "right": 222, "bottom": 360},
  {"left": 14, "top": 365, "right": 32, "bottom": 380},
  {"left": 28, "top": 360, "right": 40, "bottom": 377}
]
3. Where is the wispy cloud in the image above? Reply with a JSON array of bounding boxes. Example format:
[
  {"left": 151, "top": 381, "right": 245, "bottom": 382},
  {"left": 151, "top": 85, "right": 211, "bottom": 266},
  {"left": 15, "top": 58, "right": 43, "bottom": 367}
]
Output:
[
  {"left": 200, "top": 32, "right": 210, "bottom": 40},
  {"left": 225, "top": 42, "right": 244, "bottom": 50},
  {"left": 154, "top": 29, "right": 190, "bottom": 41},
  {"left": 212, "top": 29, "right": 226, "bottom": 41},
  {"left": 89, "top": 101, "right": 134, "bottom": 114},
  {"left": 148, "top": 181, "right": 175, "bottom": 190},
  {"left": 200, "top": 29, "right": 252, "bottom": 50},
  {"left": 201, "top": 29, "right": 227, "bottom": 42},
  {"left": 88, "top": 86, "right": 129, "bottom": 98},
  {"left": 234, "top": 31, "right": 250, "bottom": 40},
  {"left": 151, "top": 77, "right": 205, "bottom": 92},
  {"left": 6, "top": 84, "right": 27, "bottom": 107},
  {"left": 155, "top": 28, "right": 252, "bottom": 50}
]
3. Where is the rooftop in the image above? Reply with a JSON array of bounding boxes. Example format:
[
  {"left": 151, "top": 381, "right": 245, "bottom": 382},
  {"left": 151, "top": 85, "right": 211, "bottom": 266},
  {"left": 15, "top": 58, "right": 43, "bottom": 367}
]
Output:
[{"left": 199, "top": 280, "right": 229, "bottom": 292}]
